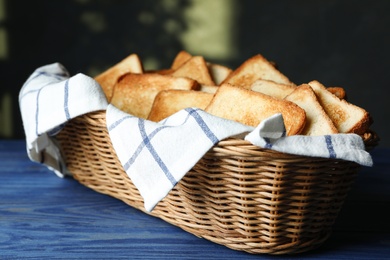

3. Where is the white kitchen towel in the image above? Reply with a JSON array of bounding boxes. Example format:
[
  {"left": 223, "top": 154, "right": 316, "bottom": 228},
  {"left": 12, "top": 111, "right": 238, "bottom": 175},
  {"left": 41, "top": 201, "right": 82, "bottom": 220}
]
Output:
[
  {"left": 20, "top": 63, "right": 373, "bottom": 212},
  {"left": 245, "top": 113, "right": 373, "bottom": 167},
  {"left": 106, "top": 104, "right": 253, "bottom": 212},
  {"left": 19, "top": 63, "right": 108, "bottom": 177}
]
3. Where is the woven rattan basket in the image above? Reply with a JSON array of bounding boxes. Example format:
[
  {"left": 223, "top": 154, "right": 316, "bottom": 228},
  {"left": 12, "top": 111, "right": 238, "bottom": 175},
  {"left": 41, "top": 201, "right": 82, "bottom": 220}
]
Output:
[{"left": 55, "top": 110, "right": 378, "bottom": 255}]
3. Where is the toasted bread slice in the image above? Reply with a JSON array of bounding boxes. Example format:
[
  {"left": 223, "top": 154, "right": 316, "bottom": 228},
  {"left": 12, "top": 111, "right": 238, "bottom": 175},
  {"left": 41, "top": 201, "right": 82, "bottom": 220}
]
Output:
[
  {"left": 221, "top": 54, "right": 295, "bottom": 88},
  {"left": 251, "top": 79, "right": 296, "bottom": 99},
  {"left": 145, "top": 68, "right": 174, "bottom": 75},
  {"left": 94, "top": 54, "right": 143, "bottom": 102},
  {"left": 327, "top": 87, "right": 347, "bottom": 99},
  {"left": 308, "top": 80, "right": 370, "bottom": 134},
  {"left": 171, "top": 50, "right": 192, "bottom": 70},
  {"left": 205, "top": 84, "right": 306, "bottom": 135},
  {"left": 285, "top": 84, "right": 338, "bottom": 136},
  {"left": 200, "top": 85, "right": 218, "bottom": 94},
  {"left": 111, "top": 73, "right": 198, "bottom": 119},
  {"left": 170, "top": 56, "right": 216, "bottom": 86},
  {"left": 148, "top": 90, "right": 213, "bottom": 122},
  {"left": 207, "top": 63, "right": 232, "bottom": 85}
]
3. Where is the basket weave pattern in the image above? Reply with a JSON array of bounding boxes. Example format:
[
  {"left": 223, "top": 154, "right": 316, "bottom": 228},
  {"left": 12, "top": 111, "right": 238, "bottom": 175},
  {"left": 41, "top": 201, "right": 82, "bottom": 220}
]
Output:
[{"left": 56, "top": 110, "right": 364, "bottom": 254}]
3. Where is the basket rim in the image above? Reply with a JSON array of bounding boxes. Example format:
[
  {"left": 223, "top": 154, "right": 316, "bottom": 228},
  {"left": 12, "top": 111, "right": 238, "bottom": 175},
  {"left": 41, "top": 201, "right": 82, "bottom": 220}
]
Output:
[{"left": 74, "top": 110, "right": 379, "bottom": 155}]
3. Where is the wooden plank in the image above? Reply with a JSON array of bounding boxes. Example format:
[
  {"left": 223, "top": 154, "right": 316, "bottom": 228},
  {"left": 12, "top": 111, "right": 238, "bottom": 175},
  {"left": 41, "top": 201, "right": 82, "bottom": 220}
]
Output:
[{"left": 1, "top": 141, "right": 389, "bottom": 259}]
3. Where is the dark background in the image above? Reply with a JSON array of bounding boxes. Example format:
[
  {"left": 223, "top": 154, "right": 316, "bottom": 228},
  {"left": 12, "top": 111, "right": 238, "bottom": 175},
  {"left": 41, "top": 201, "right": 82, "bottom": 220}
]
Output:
[{"left": 0, "top": 0, "right": 388, "bottom": 147}]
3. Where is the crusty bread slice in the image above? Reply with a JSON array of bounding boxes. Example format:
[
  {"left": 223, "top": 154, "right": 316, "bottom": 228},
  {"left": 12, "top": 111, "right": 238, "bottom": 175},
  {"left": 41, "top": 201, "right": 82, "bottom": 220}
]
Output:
[
  {"left": 171, "top": 50, "right": 192, "bottom": 70},
  {"left": 145, "top": 68, "right": 174, "bottom": 75},
  {"left": 94, "top": 54, "right": 143, "bottom": 102},
  {"left": 308, "top": 80, "right": 371, "bottom": 134},
  {"left": 220, "top": 54, "right": 295, "bottom": 88},
  {"left": 205, "top": 84, "right": 306, "bottom": 135},
  {"left": 170, "top": 56, "right": 216, "bottom": 86},
  {"left": 171, "top": 50, "right": 232, "bottom": 85},
  {"left": 251, "top": 79, "right": 296, "bottom": 99},
  {"left": 327, "top": 86, "right": 347, "bottom": 99},
  {"left": 111, "top": 73, "right": 198, "bottom": 119},
  {"left": 285, "top": 84, "right": 338, "bottom": 136},
  {"left": 207, "top": 63, "right": 232, "bottom": 85},
  {"left": 148, "top": 90, "right": 213, "bottom": 122},
  {"left": 200, "top": 85, "right": 218, "bottom": 94}
]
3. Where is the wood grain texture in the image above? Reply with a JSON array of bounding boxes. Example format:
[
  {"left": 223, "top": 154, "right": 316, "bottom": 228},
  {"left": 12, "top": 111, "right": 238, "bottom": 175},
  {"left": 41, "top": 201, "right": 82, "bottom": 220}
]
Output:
[{"left": 1, "top": 140, "right": 389, "bottom": 259}]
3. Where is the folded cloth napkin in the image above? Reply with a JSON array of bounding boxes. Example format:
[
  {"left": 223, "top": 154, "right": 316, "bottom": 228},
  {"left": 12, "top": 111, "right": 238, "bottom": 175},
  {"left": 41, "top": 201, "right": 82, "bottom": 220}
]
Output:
[
  {"left": 19, "top": 63, "right": 108, "bottom": 177},
  {"left": 245, "top": 113, "right": 373, "bottom": 166},
  {"left": 19, "top": 63, "right": 373, "bottom": 212},
  {"left": 106, "top": 105, "right": 253, "bottom": 211}
]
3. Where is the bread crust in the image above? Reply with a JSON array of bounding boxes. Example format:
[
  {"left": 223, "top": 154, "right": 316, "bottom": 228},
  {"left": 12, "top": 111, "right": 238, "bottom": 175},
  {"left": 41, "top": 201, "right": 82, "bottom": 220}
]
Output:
[
  {"left": 205, "top": 84, "right": 306, "bottom": 135},
  {"left": 94, "top": 54, "right": 143, "bottom": 102},
  {"left": 148, "top": 90, "right": 213, "bottom": 122},
  {"left": 171, "top": 56, "right": 216, "bottom": 86},
  {"left": 171, "top": 50, "right": 192, "bottom": 70},
  {"left": 285, "top": 84, "right": 338, "bottom": 136},
  {"left": 221, "top": 54, "right": 295, "bottom": 88},
  {"left": 308, "top": 80, "right": 371, "bottom": 134},
  {"left": 111, "top": 73, "right": 198, "bottom": 119},
  {"left": 251, "top": 79, "right": 296, "bottom": 99},
  {"left": 327, "top": 87, "right": 347, "bottom": 99},
  {"left": 207, "top": 63, "right": 232, "bottom": 85}
]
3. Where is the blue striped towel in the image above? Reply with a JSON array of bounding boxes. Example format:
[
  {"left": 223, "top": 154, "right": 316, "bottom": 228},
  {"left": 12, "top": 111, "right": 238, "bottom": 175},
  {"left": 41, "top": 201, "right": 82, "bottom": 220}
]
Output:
[{"left": 20, "top": 63, "right": 373, "bottom": 212}]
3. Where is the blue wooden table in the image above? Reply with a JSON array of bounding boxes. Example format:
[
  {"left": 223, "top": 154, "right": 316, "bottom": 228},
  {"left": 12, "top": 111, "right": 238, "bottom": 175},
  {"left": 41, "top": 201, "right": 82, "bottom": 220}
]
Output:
[{"left": 1, "top": 140, "right": 389, "bottom": 259}]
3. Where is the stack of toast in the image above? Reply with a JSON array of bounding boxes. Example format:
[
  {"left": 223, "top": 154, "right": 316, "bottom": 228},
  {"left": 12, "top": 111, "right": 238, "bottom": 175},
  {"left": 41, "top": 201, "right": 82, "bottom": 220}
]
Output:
[{"left": 95, "top": 51, "right": 371, "bottom": 136}]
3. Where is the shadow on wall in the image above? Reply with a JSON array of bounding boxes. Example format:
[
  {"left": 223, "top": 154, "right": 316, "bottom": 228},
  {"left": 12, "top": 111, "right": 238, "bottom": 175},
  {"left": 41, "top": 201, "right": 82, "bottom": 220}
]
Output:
[{"left": 0, "top": 0, "right": 191, "bottom": 139}]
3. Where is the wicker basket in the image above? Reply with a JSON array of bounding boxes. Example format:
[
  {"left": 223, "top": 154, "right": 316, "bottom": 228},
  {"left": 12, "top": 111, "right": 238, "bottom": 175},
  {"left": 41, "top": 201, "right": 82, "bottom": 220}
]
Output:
[{"left": 55, "top": 110, "right": 379, "bottom": 255}]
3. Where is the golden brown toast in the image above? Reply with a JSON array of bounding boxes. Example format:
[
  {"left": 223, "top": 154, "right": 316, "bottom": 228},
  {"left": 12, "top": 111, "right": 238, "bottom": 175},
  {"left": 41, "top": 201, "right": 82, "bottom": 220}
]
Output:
[
  {"left": 148, "top": 90, "right": 213, "bottom": 122},
  {"left": 199, "top": 85, "right": 218, "bottom": 94},
  {"left": 171, "top": 50, "right": 192, "bottom": 70},
  {"left": 285, "top": 84, "right": 338, "bottom": 136},
  {"left": 220, "top": 54, "right": 295, "bottom": 88},
  {"left": 308, "top": 80, "right": 371, "bottom": 134},
  {"left": 170, "top": 50, "right": 232, "bottom": 85},
  {"left": 250, "top": 79, "right": 296, "bottom": 99},
  {"left": 327, "top": 87, "right": 347, "bottom": 99},
  {"left": 170, "top": 56, "right": 216, "bottom": 86},
  {"left": 110, "top": 73, "right": 198, "bottom": 119},
  {"left": 145, "top": 68, "right": 174, "bottom": 75},
  {"left": 200, "top": 85, "right": 218, "bottom": 94},
  {"left": 207, "top": 63, "right": 232, "bottom": 85},
  {"left": 205, "top": 84, "right": 306, "bottom": 135},
  {"left": 94, "top": 54, "right": 143, "bottom": 102}
]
